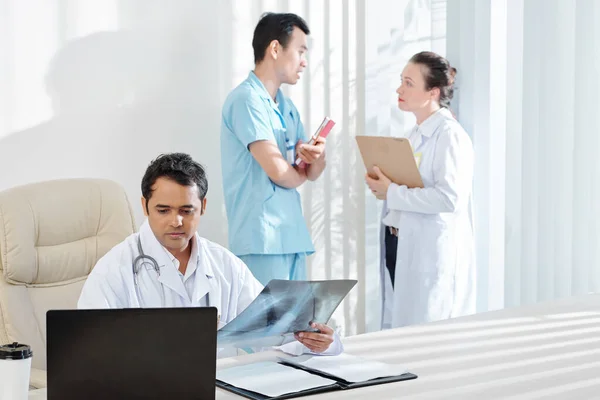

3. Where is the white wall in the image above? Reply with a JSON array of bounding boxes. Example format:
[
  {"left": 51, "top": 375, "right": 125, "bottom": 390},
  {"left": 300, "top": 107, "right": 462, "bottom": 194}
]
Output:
[{"left": 0, "top": 0, "right": 228, "bottom": 246}]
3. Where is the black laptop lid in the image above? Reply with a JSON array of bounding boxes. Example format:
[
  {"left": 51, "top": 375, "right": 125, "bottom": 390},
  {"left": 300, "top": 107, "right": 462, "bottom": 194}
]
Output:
[{"left": 47, "top": 307, "right": 217, "bottom": 400}]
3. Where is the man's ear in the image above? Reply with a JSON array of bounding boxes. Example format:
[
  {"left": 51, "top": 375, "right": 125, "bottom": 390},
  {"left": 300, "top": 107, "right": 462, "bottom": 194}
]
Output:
[
  {"left": 141, "top": 196, "right": 149, "bottom": 217},
  {"left": 269, "top": 40, "right": 279, "bottom": 60},
  {"left": 201, "top": 198, "right": 207, "bottom": 215}
]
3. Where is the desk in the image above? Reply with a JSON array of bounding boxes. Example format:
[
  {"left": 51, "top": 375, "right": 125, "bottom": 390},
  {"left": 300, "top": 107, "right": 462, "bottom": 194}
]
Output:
[{"left": 30, "top": 294, "right": 600, "bottom": 399}]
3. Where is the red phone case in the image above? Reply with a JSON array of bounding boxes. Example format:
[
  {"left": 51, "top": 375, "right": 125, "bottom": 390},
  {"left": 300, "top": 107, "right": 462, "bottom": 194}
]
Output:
[{"left": 297, "top": 119, "right": 335, "bottom": 168}]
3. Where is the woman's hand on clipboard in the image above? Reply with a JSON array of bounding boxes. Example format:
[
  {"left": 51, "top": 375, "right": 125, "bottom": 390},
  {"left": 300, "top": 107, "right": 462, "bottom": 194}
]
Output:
[
  {"left": 295, "top": 136, "right": 327, "bottom": 167},
  {"left": 365, "top": 166, "right": 392, "bottom": 200}
]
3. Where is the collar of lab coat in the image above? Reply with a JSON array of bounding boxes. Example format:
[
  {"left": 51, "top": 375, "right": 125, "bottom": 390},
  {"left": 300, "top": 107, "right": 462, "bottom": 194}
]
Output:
[
  {"left": 409, "top": 107, "right": 453, "bottom": 151},
  {"left": 415, "top": 107, "right": 453, "bottom": 138},
  {"left": 138, "top": 221, "right": 216, "bottom": 304}
]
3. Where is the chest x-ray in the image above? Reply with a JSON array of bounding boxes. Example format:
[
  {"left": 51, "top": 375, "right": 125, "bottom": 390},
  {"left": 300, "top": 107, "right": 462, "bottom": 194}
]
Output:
[{"left": 217, "top": 280, "right": 357, "bottom": 348}]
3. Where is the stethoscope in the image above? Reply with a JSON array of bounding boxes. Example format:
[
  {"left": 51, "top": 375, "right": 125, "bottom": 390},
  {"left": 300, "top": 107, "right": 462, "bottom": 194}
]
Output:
[
  {"left": 132, "top": 237, "right": 165, "bottom": 307},
  {"left": 132, "top": 237, "right": 210, "bottom": 308},
  {"left": 133, "top": 237, "right": 161, "bottom": 279}
]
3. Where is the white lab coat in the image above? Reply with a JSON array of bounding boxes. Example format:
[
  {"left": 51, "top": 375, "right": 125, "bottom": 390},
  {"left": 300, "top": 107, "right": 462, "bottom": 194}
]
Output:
[
  {"left": 380, "top": 108, "right": 476, "bottom": 329},
  {"left": 79, "top": 220, "right": 342, "bottom": 356}
]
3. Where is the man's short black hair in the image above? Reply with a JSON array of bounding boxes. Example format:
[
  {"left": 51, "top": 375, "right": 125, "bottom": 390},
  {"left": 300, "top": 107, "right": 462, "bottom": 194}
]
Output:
[
  {"left": 252, "top": 12, "right": 310, "bottom": 64},
  {"left": 141, "top": 153, "right": 208, "bottom": 210}
]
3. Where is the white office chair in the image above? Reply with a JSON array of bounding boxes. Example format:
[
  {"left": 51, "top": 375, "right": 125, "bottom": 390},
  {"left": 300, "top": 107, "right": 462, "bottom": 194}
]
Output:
[{"left": 0, "top": 178, "right": 136, "bottom": 388}]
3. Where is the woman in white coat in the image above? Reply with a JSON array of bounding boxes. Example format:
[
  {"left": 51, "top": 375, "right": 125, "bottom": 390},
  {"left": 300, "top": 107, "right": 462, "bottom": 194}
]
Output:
[{"left": 365, "top": 52, "right": 475, "bottom": 329}]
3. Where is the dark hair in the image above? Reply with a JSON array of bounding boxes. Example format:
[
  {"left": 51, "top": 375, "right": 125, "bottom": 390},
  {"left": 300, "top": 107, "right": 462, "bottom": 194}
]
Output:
[
  {"left": 141, "top": 153, "right": 208, "bottom": 211},
  {"left": 409, "top": 51, "right": 455, "bottom": 108},
  {"left": 252, "top": 12, "right": 310, "bottom": 64}
]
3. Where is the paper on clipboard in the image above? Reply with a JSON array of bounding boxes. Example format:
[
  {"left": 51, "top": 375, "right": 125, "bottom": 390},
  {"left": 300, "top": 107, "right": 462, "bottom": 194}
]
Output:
[{"left": 355, "top": 136, "right": 424, "bottom": 188}]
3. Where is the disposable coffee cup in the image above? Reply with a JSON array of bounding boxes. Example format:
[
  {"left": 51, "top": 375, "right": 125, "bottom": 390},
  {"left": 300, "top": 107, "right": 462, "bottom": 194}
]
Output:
[{"left": 0, "top": 342, "right": 33, "bottom": 400}]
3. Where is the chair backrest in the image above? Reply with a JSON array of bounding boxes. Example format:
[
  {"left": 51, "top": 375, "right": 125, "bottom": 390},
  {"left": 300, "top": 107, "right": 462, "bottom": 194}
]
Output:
[{"left": 0, "top": 178, "right": 136, "bottom": 370}]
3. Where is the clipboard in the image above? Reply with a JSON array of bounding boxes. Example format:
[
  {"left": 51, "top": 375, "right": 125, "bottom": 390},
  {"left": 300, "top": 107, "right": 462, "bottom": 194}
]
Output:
[{"left": 355, "top": 136, "right": 424, "bottom": 188}]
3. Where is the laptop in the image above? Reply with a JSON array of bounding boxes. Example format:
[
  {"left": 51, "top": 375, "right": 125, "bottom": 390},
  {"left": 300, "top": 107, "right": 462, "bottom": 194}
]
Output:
[{"left": 46, "top": 307, "right": 217, "bottom": 400}]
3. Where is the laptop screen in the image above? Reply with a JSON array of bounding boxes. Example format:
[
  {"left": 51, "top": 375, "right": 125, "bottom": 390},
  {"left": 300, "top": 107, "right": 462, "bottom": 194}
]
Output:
[{"left": 47, "top": 307, "right": 217, "bottom": 400}]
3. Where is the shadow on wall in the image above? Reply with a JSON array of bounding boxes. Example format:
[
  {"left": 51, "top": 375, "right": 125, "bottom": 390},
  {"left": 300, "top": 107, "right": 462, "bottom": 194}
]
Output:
[{"left": 0, "top": 1, "right": 227, "bottom": 245}]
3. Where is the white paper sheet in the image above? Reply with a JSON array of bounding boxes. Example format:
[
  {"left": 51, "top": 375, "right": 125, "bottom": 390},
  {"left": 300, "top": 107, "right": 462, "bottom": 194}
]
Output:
[
  {"left": 216, "top": 361, "right": 337, "bottom": 397},
  {"left": 279, "top": 353, "right": 408, "bottom": 383}
]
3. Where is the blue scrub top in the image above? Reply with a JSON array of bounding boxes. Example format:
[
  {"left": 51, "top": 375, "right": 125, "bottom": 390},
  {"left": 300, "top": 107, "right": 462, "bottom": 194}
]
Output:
[{"left": 220, "top": 72, "right": 315, "bottom": 256}]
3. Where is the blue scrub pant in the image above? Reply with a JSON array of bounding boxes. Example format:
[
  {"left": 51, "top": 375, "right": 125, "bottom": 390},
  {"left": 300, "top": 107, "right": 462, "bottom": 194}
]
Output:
[{"left": 238, "top": 253, "right": 307, "bottom": 286}]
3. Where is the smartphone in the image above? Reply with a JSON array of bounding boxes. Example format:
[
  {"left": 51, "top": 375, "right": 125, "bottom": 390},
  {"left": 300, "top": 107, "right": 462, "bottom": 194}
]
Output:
[{"left": 295, "top": 116, "right": 336, "bottom": 166}]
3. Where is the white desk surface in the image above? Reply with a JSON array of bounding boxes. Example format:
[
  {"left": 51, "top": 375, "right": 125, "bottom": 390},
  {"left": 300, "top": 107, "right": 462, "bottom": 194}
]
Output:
[{"left": 30, "top": 294, "right": 600, "bottom": 399}]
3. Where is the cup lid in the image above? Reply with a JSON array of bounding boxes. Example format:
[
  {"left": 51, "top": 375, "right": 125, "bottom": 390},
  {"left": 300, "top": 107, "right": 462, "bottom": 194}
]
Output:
[{"left": 0, "top": 342, "right": 33, "bottom": 360}]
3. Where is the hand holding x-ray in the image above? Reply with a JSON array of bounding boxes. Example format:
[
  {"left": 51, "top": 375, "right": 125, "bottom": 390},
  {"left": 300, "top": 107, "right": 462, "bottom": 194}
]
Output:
[
  {"left": 294, "top": 322, "right": 334, "bottom": 353},
  {"left": 217, "top": 280, "right": 357, "bottom": 348}
]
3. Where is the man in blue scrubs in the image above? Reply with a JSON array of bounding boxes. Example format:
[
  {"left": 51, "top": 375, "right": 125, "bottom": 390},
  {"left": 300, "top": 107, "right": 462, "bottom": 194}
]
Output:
[{"left": 220, "top": 13, "right": 327, "bottom": 285}]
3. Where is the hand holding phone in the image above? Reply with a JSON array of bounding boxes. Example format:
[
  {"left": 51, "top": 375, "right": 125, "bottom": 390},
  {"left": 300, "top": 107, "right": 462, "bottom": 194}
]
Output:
[{"left": 295, "top": 117, "right": 335, "bottom": 167}]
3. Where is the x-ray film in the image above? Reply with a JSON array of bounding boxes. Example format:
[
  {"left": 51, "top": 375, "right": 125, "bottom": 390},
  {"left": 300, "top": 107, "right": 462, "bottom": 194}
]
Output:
[{"left": 217, "top": 280, "right": 357, "bottom": 348}]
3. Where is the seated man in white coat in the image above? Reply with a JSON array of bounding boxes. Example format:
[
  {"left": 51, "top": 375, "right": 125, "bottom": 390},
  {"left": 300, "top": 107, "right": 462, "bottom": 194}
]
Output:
[{"left": 78, "top": 152, "right": 341, "bottom": 356}]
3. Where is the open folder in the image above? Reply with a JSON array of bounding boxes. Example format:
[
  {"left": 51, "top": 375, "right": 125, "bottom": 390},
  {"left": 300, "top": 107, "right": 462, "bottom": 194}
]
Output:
[
  {"left": 355, "top": 136, "right": 424, "bottom": 188},
  {"left": 217, "top": 280, "right": 357, "bottom": 348},
  {"left": 216, "top": 353, "right": 417, "bottom": 399}
]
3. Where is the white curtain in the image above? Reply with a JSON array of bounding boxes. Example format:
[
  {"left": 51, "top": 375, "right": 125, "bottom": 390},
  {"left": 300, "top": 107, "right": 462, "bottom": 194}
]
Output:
[
  {"left": 448, "top": 0, "right": 600, "bottom": 311},
  {"left": 505, "top": 0, "right": 600, "bottom": 306}
]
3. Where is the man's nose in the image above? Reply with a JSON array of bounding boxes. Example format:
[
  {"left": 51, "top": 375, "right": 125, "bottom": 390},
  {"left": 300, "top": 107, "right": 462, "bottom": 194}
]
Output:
[{"left": 171, "top": 214, "right": 183, "bottom": 227}]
